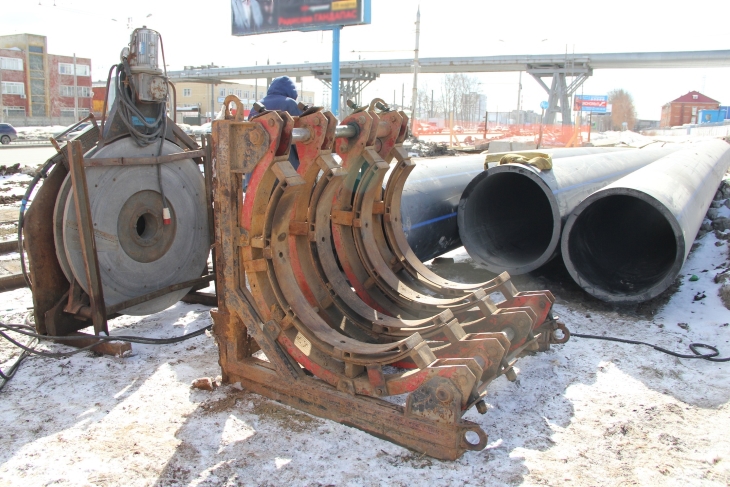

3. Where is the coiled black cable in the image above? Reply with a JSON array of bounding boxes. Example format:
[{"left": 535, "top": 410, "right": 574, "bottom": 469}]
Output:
[{"left": 572, "top": 332, "right": 730, "bottom": 362}]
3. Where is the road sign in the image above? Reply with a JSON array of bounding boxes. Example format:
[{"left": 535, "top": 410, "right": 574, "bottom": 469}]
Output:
[
  {"left": 540, "top": 101, "right": 548, "bottom": 110},
  {"left": 574, "top": 95, "right": 608, "bottom": 113}
]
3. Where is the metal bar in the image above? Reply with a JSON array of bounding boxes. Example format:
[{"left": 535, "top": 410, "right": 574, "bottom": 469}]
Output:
[
  {"left": 67, "top": 140, "right": 108, "bottom": 335},
  {"left": 203, "top": 134, "right": 217, "bottom": 294},
  {"left": 334, "top": 124, "right": 357, "bottom": 139},
  {"left": 0, "top": 273, "right": 26, "bottom": 292},
  {"left": 103, "top": 274, "right": 215, "bottom": 316},
  {"left": 83, "top": 149, "right": 205, "bottom": 167},
  {"left": 294, "top": 123, "right": 372, "bottom": 142},
  {"left": 562, "top": 140, "right": 730, "bottom": 303}
]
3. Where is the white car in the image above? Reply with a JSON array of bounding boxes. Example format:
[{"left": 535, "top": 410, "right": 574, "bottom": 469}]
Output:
[{"left": 191, "top": 122, "right": 212, "bottom": 135}]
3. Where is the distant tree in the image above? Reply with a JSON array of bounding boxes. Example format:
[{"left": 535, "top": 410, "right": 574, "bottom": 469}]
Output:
[
  {"left": 608, "top": 89, "right": 637, "bottom": 131},
  {"left": 439, "top": 74, "right": 481, "bottom": 125}
]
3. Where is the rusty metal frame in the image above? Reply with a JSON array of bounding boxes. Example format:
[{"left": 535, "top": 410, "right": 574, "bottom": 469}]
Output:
[
  {"left": 210, "top": 96, "right": 570, "bottom": 460},
  {"left": 22, "top": 127, "right": 217, "bottom": 351}
]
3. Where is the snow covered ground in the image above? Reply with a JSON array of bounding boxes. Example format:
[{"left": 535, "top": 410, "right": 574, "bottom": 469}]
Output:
[
  {"left": 1, "top": 234, "right": 729, "bottom": 485},
  {"left": 1, "top": 145, "right": 730, "bottom": 486}
]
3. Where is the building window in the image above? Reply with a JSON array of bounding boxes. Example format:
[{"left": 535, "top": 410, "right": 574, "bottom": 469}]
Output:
[
  {"left": 59, "top": 63, "right": 90, "bottom": 76},
  {"left": 1, "top": 81, "right": 25, "bottom": 95},
  {"left": 60, "top": 85, "right": 92, "bottom": 97},
  {"left": 0, "top": 57, "right": 23, "bottom": 71},
  {"left": 183, "top": 88, "right": 192, "bottom": 97},
  {"left": 692, "top": 107, "right": 697, "bottom": 115},
  {"left": 243, "top": 91, "right": 249, "bottom": 99},
  {"left": 61, "top": 108, "right": 90, "bottom": 117},
  {"left": 235, "top": 90, "right": 242, "bottom": 98},
  {"left": 28, "top": 45, "right": 43, "bottom": 53},
  {"left": 2, "top": 106, "right": 26, "bottom": 117},
  {"left": 228, "top": 89, "right": 234, "bottom": 95},
  {"left": 219, "top": 88, "right": 225, "bottom": 97}
]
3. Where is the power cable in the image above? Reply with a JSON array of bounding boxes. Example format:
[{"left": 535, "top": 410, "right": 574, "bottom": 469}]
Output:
[
  {"left": 571, "top": 332, "right": 730, "bottom": 362},
  {"left": 0, "top": 318, "right": 212, "bottom": 392}
]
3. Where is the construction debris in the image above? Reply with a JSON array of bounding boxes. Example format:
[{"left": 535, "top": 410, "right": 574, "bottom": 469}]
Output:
[{"left": 0, "top": 164, "right": 20, "bottom": 176}]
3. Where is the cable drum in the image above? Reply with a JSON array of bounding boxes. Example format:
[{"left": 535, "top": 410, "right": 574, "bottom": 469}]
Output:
[{"left": 54, "top": 137, "right": 209, "bottom": 315}]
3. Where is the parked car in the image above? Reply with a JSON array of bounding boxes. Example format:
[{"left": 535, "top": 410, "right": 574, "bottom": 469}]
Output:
[
  {"left": 414, "top": 122, "right": 442, "bottom": 135},
  {"left": 452, "top": 125, "right": 465, "bottom": 133},
  {"left": 52, "top": 122, "right": 96, "bottom": 142},
  {"left": 192, "top": 122, "right": 212, "bottom": 135},
  {"left": 0, "top": 123, "right": 18, "bottom": 145}
]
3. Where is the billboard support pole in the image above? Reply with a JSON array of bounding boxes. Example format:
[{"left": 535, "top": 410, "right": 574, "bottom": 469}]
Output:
[
  {"left": 332, "top": 25, "right": 342, "bottom": 117},
  {"left": 588, "top": 112, "right": 592, "bottom": 143}
]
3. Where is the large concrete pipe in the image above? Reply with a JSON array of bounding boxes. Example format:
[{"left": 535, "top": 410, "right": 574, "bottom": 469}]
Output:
[
  {"left": 457, "top": 147, "right": 679, "bottom": 275},
  {"left": 561, "top": 139, "right": 730, "bottom": 303},
  {"left": 402, "top": 147, "right": 628, "bottom": 262}
]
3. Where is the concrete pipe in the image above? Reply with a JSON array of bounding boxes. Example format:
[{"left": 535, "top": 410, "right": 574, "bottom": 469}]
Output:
[
  {"left": 457, "top": 147, "right": 678, "bottom": 275},
  {"left": 561, "top": 139, "right": 730, "bottom": 303},
  {"left": 401, "top": 147, "right": 628, "bottom": 262}
]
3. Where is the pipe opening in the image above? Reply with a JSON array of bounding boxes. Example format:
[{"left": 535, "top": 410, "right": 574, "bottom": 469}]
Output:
[
  {"left": 568, "top": 195, "right": 677, "bottom": 295},
  {"left": 463, "top": 172, "right": 554, "bottom": 268}
]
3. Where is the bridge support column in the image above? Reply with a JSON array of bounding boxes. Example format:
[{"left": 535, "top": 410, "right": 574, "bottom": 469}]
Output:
[
  {"left": 528, "top": 63, "right": 592, "bottom": 125},
  {"left": 315, "top": 68, "right": 379, "bottom": 116}
]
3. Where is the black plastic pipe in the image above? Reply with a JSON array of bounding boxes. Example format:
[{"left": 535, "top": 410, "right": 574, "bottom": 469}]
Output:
[
  {"left": 561, "top": 139, "right": 730, "bottom": 303},
  {"left": 401, "top": 147, "right": 628, "bottom": 262},
  {"left": 457, "top": 147, "right": 677, "bottom": 274}
]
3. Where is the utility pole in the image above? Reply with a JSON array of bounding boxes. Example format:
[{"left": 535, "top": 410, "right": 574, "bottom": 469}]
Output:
[
  {"left": 430, "top": 89, "right": 433, "bottom": 118},
  {"left": 0, "top": 59, "right": 4, "bottom": 123},
  {"left": 410, "top": 6, "right": 420, "bottom": 134},
  {"left": 73, "top": 53, "right": 79, "bottom": 122},
  {"left": 516, "top": 71, "right": 522, "bottom": 126}
]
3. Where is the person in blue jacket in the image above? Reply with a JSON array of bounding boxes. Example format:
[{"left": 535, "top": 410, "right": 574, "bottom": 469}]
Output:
[{"left": 245, "top": 77, "right": 302, "bottom": 191}]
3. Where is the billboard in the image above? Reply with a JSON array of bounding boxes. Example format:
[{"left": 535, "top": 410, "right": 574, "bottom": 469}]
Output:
[
  {"left": 232, "top": 0, "right": 371, "bottom": 36},
  {"left": 574, "top": 95, "right": 608, "bottom": 113}
]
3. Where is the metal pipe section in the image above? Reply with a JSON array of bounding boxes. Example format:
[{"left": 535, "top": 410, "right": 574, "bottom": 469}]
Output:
[
  {"left": 561, "top": 140, "right": 730, "bottom": 303},
  {"left": 457, "top": 147, "right": 678, "bottom": 275},
  {"left": 400, "top": 147, "right": 629, "bottom": 262},
  {"left": 292, "top": 124, "right": 359, "bottom": 143}
]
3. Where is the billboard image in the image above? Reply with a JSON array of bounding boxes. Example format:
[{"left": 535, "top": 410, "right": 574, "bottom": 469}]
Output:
[
  {"left": 232, "top": 0, "right": 370, "bottom": 36},
  {"left": 574, "top": 95, "right": 608, "bottom": 113}
]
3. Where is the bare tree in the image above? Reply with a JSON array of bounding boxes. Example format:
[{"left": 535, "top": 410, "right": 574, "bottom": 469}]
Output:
[
  {"left": 608, "top": 89, "right": 637, "bottom": 131},
  {"left": 439, "top": 73, "right": 481, "bottom": 124},
  {"left": 417, "top": 87, "right": 432, "bottom": 120}
]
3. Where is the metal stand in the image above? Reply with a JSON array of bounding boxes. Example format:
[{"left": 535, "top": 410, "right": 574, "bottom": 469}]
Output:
[{"left": 23, "top": 128, "right": 217, "bottom": 356}]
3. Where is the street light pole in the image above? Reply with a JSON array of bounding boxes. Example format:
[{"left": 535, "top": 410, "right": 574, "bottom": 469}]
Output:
[{"left": 73, "top": 53, "right": 78, "bottom": 122}]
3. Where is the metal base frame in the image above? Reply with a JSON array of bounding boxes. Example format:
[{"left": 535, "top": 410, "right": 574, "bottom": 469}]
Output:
[{"left": 22, "top": 126, "right": 217, "bottom": 353}]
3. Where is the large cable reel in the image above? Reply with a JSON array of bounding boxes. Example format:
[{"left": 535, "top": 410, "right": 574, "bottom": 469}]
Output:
[{"left": 53, "top": 136, "right": 210, "bottom": 315}]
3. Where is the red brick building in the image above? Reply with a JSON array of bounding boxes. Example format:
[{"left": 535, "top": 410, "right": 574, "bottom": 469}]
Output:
[
  {"left": 660, "top": 91, "right": 720, "bottom": 128},
  {"left": 0, "top": 33, "right": 92, "bottom": 125}
]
